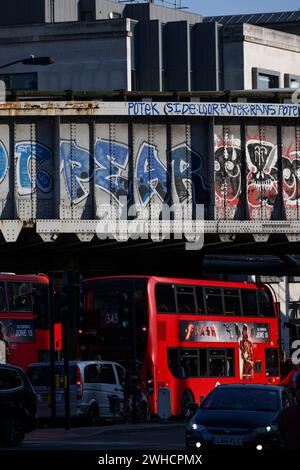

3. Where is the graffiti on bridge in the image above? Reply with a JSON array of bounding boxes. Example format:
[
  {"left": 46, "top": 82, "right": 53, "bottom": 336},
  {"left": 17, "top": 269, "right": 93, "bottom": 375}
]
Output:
[
  {"left": 0, "top": 129, "right": 299, "bottom": 221},
  {"left": 60, "top": 139, "right": 209, "bottom": 207},
  {"left": 215, "top": 126, "right": 300, "bottom": 220},
  {"left": 0, "top": 139, "right": 208, "bottom": 207},
  {"left": 16, "top": 142, "right": 53, "bottom": 195}
]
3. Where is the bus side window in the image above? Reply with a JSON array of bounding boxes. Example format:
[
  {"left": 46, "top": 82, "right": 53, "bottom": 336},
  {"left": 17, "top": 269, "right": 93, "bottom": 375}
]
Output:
[
  {"left": 7, "top": 282, "right": 32, "bottom": 312},
  {"left": 205, "top": 288, "right": 223, "bottom": 315},
  {"left": 196, "top": 287, "right": 205, "bottom": 314},
  {"left": 0, "top": 282, "right": 6, "bottom": 312},
  {"left": 155, "top": 284, "right": 176, "bottom": 313},
  {"left": 199, "top": 349, "right": 208, "bottom": 376},
  {"left": 241, "top": 289, "right": 258, "bottom": 317},
  {"left": 177, "top": 286, "right": 196, "bottom": 314},
  {"left": 257, "top": 290, "right": 274, "bottom": 317},
  {"left": 208, "top": 350, "right": 226, "bottom": 377},
  {"left": 226, "top": 349, "right": 235, "bottom": 377},
  {"left": 168, "top": 349, "right": 179, "bottom": 377},
  {"left": 208, "top": 349, "right": 234, "bottom": 377},
  {"left": 224, "top": 289, "right": 241, "bottom": 316},
  {"left": 180, "top": 350, "right": 198, "bottom": 377}
]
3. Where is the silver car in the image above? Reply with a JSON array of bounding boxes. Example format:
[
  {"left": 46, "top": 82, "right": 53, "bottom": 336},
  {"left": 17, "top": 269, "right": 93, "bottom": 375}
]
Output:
[{"left": 27, "top": 360, "right": 125, "bottom": 424}]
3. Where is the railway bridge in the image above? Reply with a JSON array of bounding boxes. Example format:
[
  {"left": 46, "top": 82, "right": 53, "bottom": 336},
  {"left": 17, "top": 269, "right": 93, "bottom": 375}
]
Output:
[{"left": 0, "top": 91, "right": 300, "bottom": 272}]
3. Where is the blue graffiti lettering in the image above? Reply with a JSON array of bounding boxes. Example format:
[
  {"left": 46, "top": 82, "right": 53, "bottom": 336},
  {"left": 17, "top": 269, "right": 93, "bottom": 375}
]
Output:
[
  {"left": 0, "top": 141, "right": 8, "bottom": 184},
  {"left": 60, "top": 140, "right": 92, "bottom": 204},
  {"left": 171, "top": 144, "right": 209, "bottom": 204},
  {"left": 94, "top": 139, "right": 129, "bottom": 202},
  {"left": 128, "top": 102, "right": 159, "bottom": 116},
  {"left": 136, "top": 142, "right": 167, "bottom": 205},
  {"left": 59, "top": 139, "right": 209, "bottom": 208},
  {"left": 163, "top": 102, "right": 295, "bottom": 117},
  {"left": 16, "top": 142, "right": 53, "bottom": 195}
]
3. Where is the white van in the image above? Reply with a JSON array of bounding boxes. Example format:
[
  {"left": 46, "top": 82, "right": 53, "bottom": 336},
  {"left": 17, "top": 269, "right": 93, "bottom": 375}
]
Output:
[{"left": 27, "top": 361, "right": 125, "bottom": 424}]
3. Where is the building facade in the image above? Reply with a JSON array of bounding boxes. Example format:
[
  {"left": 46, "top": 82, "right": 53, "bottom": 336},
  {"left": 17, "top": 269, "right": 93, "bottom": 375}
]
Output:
[{"left": 0, "top": 1, "right": 300, "bottom": 93}]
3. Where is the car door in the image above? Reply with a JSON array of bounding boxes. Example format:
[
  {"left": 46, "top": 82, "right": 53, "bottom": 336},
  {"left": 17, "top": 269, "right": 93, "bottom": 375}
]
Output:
[
  {"left": 0, "top": 367, "right": 24, "bottom": 405},
  {"left": 84, "top": 364, "right": 99, "bottom": 408},
  {"left": 98, "top": 364, "right": 118, "bottom": 417},
  {"left": 27, "top": 365, "right": 51, "bottom": 418}
]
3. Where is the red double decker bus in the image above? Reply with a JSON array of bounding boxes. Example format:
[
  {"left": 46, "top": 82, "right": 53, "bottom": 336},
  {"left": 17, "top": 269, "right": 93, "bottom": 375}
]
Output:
[
  {"left": 0, "top": 273, "right": 61, "bottom": 371},
  {"left": 79, "top": 276, "right": 280, "bottom": 416}
]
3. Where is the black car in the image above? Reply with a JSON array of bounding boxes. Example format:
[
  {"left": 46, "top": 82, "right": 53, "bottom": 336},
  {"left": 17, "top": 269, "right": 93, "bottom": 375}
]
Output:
[
  {"left": 186, "top": 384, "right": 295, "bottom": 451},
  {"left": 0, "top": 364, "right": 36, "bottom": 446}
]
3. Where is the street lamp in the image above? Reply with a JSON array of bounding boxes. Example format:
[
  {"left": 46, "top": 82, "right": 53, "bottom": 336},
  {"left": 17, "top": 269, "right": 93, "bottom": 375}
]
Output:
[{"left": 0, "top": 56, "right": 54, "bottom": 70}]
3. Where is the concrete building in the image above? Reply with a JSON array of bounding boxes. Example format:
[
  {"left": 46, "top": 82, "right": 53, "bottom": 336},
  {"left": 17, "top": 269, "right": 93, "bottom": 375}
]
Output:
[
  {"left": 0, "top": 2, "right": 300, "bottom": 93},
  {"left": 204, "top": 10, "right": 300, "bottom": 37}
]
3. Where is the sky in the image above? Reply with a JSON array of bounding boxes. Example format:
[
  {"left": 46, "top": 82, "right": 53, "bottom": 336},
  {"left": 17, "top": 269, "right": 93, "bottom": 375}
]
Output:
[{"left": 181, "top": 0, "right": 300, "bottom": 16}]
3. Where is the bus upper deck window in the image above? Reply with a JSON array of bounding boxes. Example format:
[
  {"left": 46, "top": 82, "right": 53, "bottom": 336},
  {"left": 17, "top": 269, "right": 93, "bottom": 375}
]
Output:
[
  {"left": 241, "top": 289, "right": 258, "bottom": 317},
  {"left": 177, "top": 286, "right": 196, "bottom": 314},
  {"left": 7, "top": 282, "right": 32, "bottom": 312},
  {"left": 224, "top": 289, "right": 241, "bottom": 316},
  {"left": 205, "top": 288, "right": 223, "bottom": 315},
  {"left": 0, "top": 282, "right": 6, "bottom": 312},
  {"left": 257, "top": 290, "right": 274, "bottom": 317},
  {"left": 155, "top": 284, "right": 176, "bottom": 313},
  {"left": 196, "top": 287, "right": 205, "bottom": 314}
]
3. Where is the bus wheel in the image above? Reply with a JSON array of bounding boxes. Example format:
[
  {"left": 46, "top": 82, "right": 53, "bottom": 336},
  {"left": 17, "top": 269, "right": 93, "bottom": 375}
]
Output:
[
  {"left": 181, "top": 391, "right": 195, "bottom": 418},
  {"left": 87, "top": 404, "right": 99, "bottom": 426}
]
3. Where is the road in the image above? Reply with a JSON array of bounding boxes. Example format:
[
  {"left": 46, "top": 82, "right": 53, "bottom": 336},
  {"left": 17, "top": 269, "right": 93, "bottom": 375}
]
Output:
[
  {"left": 0, "top": 422, "right": 285, "bottom": 467},
  {"left": 7, "top": 422, "right": 187, "bottom": 451}
]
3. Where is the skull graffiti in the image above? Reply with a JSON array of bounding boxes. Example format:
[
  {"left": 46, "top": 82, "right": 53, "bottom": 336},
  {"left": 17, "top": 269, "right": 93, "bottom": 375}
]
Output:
[
  {"left": 246, "top": 140, "right": 278, "bottom": 209},
  {"left": 215, "top": 145, "right": 241, "bottom": 203}
]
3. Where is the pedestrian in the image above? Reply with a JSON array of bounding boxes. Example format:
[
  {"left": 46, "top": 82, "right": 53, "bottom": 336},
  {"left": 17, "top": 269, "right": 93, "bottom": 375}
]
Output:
[
  {"left": 0, "top": 322, "right": 9, "bottom": 363},
  {"left": 281, "top": 364, "right": 300, "bottom": 396},
  {"left": 278, "top": 374, "right": 300, "bottom": 450}
]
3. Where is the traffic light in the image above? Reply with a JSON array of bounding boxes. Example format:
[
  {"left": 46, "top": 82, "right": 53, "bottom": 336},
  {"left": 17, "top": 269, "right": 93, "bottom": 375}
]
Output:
[{"left": 54, "top": 272, "right": 81, "bottom": 327}]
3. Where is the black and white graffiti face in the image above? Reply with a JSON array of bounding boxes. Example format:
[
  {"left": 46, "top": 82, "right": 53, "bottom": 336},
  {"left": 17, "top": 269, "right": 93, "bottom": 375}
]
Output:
[
  {"left": 246, "top": 141, "right": 277, "bottom": 191},
  {"left": 246, "top": 138, "right": 278, "bottom": 220},
  {"left": 283, "top": 152, "right": 300, "bottom": 202},
  {"left": 214, "top": 145, "right": 241, "bottom": 202}
]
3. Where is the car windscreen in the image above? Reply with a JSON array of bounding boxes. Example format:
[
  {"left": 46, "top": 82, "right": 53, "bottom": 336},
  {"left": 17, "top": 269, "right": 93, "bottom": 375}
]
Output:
[
  {"left": 202, "top": 388, "right": 279, "bottom": 412},
  {"left": 0, "top": 368, "right": 23, "bottom": 390},
  {"left": 28, "top": 366, "right": 77, "bottom": 388}
]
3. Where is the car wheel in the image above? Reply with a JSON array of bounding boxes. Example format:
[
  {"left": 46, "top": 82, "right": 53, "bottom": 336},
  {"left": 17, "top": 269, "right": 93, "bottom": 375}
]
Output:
[
  {"left": 0, "top": 415, "right": 25, "bottom": 447},
  {"left": 181, "top": 391, "right": 195, "bottom": 418},
  {"left": 87, "top": 404, "right": 99, "bottom": 426}
]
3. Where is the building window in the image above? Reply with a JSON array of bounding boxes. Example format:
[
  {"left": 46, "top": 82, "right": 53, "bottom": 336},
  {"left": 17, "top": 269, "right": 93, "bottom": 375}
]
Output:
[
  {"left": 252, "top": 68, "right": 280, "bottom": 89},
  {"left": 161, "top": 23, "right": 167, "bottom": 91},
  {"left": 0, "top": 73, "right": 37, "bottom": 91},
  {"left": 110, "top": 12, "right": 121, "bottom": 19},
  {"left": 258, "top": 73, "right": 279, "bottom": 89},
  {"left": 130, "top": 21, "right": 139, "bottom": 91},
  {"left": 289, "top": 301, "right": 300, "bottom": 320},
  {"left": 284, "top": 74, "right": 300, "bottom": 89}
]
